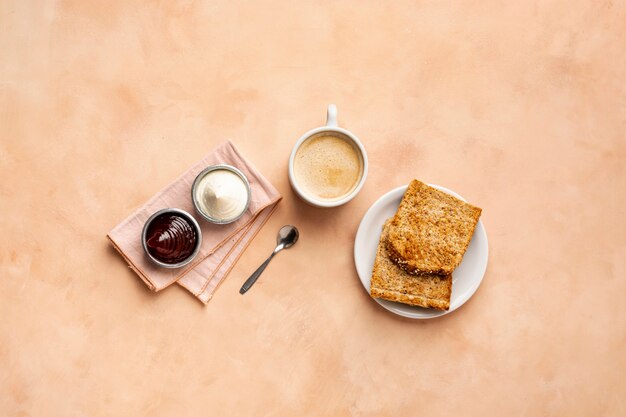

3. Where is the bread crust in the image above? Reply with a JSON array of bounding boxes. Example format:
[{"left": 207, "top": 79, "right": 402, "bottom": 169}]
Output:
[
  {"left": 370, "top": 287, "right": 451, "bottom": 310},
  {"left": 387, "top": 180, "right": 482, "bottom": 276}
]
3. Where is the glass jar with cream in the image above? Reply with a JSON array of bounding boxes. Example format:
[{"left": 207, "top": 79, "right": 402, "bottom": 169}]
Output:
[{"left": 191, "top": 165, "right": 251, "bottom": 224}]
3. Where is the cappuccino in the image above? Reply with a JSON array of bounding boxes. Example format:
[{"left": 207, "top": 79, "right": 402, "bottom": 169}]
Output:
[{"left": 293, "top": 133, "right": 364, "bottom": 201}]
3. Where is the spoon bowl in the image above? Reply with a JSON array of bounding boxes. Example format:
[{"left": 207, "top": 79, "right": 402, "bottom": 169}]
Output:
[{"left": 276, "top": 225, "right": 299, "bottom": 250}]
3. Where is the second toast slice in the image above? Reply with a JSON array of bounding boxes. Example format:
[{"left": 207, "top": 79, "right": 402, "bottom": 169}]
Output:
[{"left": 370, "top": 219, "right": 452, "bottom": 310}]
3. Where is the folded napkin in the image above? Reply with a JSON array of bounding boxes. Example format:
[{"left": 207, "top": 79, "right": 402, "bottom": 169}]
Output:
[{"left": 107, "top": 141, "right": 281, "bottom": 303}]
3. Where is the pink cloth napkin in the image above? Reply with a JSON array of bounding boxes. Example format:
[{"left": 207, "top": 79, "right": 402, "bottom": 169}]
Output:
[{"left": 107, "top": 141, "right": 281, "bottom": 303}]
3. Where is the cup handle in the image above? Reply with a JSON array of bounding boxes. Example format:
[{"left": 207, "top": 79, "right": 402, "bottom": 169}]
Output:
[{"left": 326, "top": 104, "right": 337, "bottom": 127}]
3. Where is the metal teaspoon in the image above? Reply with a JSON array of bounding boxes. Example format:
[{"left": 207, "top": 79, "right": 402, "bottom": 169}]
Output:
[{"left": 239, "top": 225, "right": 299, "bottom": 294}]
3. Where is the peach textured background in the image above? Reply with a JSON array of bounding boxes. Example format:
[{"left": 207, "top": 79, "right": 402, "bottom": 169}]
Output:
[{"left": 1, "top": 1, "right": 625, "bottom": 415}]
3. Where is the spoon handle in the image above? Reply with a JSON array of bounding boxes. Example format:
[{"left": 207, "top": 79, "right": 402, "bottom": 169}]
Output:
[{"left": 239, "top": 252, "right": 276, "bottom": 294}]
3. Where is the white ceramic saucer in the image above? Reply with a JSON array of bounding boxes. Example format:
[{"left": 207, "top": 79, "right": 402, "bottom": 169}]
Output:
[{"left": 354, "top": 184, "right": 488, "bottom": 319}]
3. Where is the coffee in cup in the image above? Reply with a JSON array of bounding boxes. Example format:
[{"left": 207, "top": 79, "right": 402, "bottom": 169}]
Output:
[
  {"left": 288, "top": 105, "right": 368, "bottom": 207},
  {"left": 293, "top": 132, "right": 364, "bottom": 201}
]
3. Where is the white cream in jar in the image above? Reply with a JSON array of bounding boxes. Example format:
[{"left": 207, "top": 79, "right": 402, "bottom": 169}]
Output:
[{"left": 192, "top": 166, "right": 250, "bottom": 223}]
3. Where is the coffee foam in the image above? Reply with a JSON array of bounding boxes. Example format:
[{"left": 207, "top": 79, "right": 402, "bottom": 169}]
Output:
[{"left": 293, "top": 133, "right": 363, "bottom": 201}]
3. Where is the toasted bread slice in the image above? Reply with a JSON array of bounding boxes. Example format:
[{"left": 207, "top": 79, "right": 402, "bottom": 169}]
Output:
[
  {"left": 370, "top": 219, "right": 451, "bottom": 310},
  {"left": 387, "top": 180, "right": 482, "bottom": 276}
]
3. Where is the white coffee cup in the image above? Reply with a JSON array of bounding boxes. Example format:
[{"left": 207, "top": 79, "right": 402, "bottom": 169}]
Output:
[{"left": 288, "top": 105, "right": 368, "bottom": 207}]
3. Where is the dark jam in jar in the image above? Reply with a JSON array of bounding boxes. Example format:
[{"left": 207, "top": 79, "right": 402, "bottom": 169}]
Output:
[{"left": 145, "top": 213, "right": 198, "bottom": 264}]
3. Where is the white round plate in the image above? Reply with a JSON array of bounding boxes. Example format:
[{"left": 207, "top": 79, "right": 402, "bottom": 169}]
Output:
[{"left": 354, "top": 184, "right": 488, "bottom": 319}]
